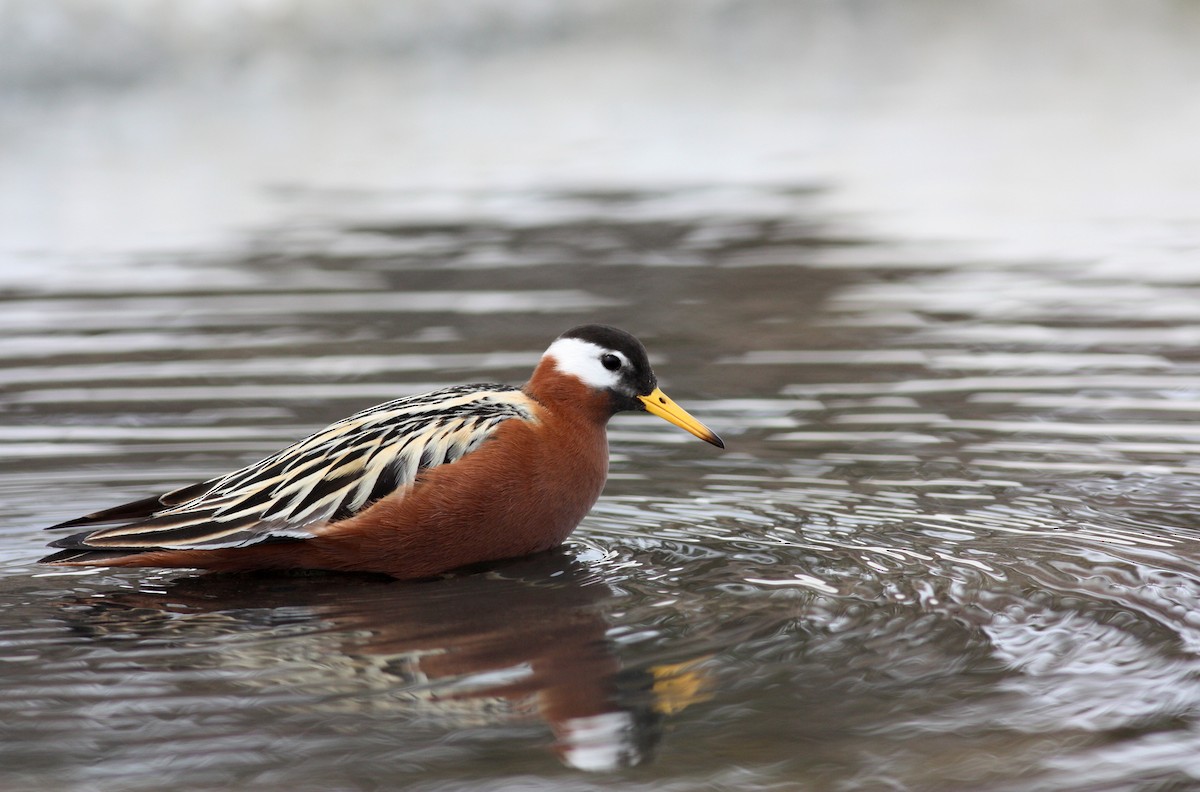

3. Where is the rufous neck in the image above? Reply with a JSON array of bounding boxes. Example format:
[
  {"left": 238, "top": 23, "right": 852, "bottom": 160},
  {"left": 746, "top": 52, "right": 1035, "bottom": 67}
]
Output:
[{"left": 524, "top": 358, "right": 616, "bottom": 424}]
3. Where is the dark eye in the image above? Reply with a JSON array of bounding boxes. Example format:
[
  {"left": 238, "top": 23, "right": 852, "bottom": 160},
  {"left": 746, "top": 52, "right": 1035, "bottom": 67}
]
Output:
[{"left": 600, "top": 353, "right": 621, "bottom": 372}]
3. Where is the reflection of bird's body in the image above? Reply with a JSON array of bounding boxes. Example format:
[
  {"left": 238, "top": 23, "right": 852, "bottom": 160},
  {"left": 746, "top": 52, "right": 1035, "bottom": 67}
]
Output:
[{"left": 41, "top": 325, "right": 723, "bottom": 579}]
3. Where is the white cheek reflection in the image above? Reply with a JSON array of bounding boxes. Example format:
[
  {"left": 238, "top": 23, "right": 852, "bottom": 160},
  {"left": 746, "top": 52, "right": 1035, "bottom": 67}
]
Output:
[{"left": 555, "top": 710, "right": 642, "bottom": 771}]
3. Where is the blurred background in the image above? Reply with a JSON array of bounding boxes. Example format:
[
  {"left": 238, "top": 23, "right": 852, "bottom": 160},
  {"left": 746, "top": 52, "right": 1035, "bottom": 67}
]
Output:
[
  {"left": 4, "top": 0, "right": 1198, "bottom": 265},
  {"left": 6, "top": 2, "right": 1200, "bottom": 791}
]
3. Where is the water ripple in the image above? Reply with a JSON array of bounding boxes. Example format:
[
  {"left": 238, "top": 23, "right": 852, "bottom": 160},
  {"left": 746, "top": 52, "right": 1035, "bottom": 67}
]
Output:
[{"left": 6, "top": 186, "right": 1200, "bottom": 789}]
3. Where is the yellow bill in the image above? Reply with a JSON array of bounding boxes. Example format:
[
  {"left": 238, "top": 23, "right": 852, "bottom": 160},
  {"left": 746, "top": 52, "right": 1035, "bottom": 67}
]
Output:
[{"left": 638, "top": 387, "right": 725, "bottom": 448}]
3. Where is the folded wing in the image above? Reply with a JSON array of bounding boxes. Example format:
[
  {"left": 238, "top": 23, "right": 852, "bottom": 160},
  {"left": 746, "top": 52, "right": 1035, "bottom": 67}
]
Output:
[{"left": 45, "top": 385, "right": 537, "bottom": 555}]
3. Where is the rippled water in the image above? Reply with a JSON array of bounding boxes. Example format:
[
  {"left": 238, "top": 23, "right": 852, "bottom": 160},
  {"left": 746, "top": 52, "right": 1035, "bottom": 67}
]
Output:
[
  {"left": 6, "top": 183, "right": 1200, "bottom": 791},
  {"left": 7, "top": 2, "right": 1200, "bottom": 790}
]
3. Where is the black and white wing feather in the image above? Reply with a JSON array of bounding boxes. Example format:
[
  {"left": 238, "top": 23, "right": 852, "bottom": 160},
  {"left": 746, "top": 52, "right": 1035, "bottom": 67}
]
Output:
[{"left": 46, "top": 385, "right": 537, "bottom": 553}]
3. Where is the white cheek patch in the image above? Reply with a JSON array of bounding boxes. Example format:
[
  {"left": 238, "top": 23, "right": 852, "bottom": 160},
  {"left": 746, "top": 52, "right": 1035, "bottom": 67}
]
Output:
[{"left": 544, "top": 337, "right": 622, "bottom": 390}]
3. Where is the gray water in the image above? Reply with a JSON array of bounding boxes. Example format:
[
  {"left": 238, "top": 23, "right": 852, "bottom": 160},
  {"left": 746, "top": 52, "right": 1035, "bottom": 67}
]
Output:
[{"left": 5, "top": 2, "right": 1200, "bottom": 790}]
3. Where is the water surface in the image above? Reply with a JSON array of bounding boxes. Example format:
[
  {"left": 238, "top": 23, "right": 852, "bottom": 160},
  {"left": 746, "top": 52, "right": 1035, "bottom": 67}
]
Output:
[
  {"left": 5, "top": 185, "right": 1200, "bottom": 791},
  {"left": 6, "top": 3, "right": 1200, "bottom": 790}
]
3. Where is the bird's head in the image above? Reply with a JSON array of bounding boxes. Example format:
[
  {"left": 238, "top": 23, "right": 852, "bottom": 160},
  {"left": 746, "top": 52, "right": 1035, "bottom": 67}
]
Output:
[{"left": 541, "top": 325, "right": 724, "bottom": 448}]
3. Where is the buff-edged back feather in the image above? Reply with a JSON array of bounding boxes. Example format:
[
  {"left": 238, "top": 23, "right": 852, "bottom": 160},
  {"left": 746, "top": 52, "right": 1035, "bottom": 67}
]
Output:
[{"left": 45, "top": 384, "right": 538, "bottom": 554}]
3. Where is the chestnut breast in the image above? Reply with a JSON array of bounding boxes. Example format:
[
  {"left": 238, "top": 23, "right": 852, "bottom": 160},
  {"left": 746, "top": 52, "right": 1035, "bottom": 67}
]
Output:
[{"left": 315, "top": 379, "right": 612, "bottom": 578}]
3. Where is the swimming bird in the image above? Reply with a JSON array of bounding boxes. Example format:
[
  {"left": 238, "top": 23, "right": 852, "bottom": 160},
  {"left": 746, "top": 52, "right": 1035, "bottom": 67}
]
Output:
[{"left": 40, "top": 325, "right": 723, "bottom": 579}]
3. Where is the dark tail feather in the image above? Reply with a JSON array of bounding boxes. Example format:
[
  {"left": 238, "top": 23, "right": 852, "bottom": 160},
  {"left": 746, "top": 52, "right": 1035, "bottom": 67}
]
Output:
[
  {"left": 45, "top": 479, "right": 217, "bottom": 530},
  {"left": 47, "top": 528, "right": 115, "bottom": 550},
  {"left": 46, "top": 495, "right": 169, "bottom": 530},
  {"left": 39, "top": 548, "right": 148, "bottom": 565}
]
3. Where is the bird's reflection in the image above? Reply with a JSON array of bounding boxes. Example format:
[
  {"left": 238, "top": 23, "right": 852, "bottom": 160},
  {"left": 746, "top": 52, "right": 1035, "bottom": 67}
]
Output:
[{"left": 53, "top": 550, "right": 711, "bottom": 770}]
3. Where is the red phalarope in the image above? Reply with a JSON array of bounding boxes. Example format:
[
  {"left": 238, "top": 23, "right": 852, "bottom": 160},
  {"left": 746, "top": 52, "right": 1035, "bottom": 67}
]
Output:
[{"left": 41, "top": 325, "right": 723, "bottom": 579}]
